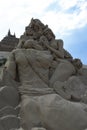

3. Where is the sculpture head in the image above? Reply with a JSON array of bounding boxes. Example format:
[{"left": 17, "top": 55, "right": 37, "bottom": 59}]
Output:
[
  {"left": 25, "top": 26, "right": 34, "bottom": 36},
  {"left": 43, "top": 28, "right": 55, "bottom": 41},
  {"left": 29, "top": 18, "right": 45, "bottom": 32},
  {"left": 72, "top": 58, "right": 83, "bottom": 70}
]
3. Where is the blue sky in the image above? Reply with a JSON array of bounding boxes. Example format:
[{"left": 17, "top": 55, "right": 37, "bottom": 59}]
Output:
[{"left": 0, "top": 0, "right": 87, "bottom": 64}]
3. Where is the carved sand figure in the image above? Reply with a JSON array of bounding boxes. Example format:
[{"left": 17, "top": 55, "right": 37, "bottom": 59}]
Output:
[{"left": 1, "top": 18, "right": 87, "bottom": 130}]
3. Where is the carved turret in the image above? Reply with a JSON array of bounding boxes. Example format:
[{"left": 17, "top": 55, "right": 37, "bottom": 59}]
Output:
[
  {"left": 14, "top": 32, "right": 16, "bottom": 38},
  {"left": 0, "top": 30, "right": 19, "bottom": 51},
  {"left": 8, "top": 29, "right": 11, "bottom": 36}
]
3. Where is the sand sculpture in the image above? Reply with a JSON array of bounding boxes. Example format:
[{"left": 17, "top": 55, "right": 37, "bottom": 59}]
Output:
[{"left": 0, "top": 18, "right": 87, "bottom": 130}]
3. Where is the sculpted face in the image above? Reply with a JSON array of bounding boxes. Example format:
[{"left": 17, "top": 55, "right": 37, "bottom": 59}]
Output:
[
  {"left": 43, "top": 28, "right": 55, "bottom": 41},
  {"left": 25, "top": 26, "right": 34, "bottom": 36},
  {"left": 73, "top": 58, "right": 82, "bottom": 69},
  {"left": 29, "top": 18, "right": 45, "bottom": 32}
]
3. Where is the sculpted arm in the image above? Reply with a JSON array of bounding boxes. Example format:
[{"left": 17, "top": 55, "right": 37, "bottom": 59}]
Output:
[
  {"left": 3, "top": 51, "right": 16, "bottom": 80},
  {"left": 45, "top": 43, "right": 64, "bottom": 58},
  {"left": 23, "top": 39, "right": 43, "bottom": 50}
]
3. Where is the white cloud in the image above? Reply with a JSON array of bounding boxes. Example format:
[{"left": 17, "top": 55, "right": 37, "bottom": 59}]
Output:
[
  {"left": 0, "top": 0, "right": 87, "bottom": 40},
  {"left": 58, "top": 0, "right": 79, "bottom": 10},
  {"left": 0, "top": 0, "right": 55, "bottom": 39}
]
